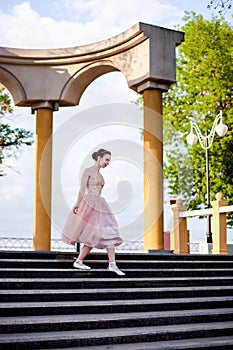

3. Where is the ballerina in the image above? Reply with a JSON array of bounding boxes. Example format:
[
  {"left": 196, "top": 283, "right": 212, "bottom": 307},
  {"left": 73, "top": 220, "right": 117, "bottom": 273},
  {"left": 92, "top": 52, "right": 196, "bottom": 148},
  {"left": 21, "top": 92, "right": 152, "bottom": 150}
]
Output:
[{"left": 63, "top": 148, "right": 125, "bottom": 276}]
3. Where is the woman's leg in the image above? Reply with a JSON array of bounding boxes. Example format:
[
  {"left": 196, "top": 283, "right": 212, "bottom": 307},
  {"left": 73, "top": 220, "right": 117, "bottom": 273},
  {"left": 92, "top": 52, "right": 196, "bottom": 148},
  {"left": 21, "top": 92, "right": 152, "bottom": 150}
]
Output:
[
  {"left": 73, "top": 245, "right": 93, "bottom": 270},
  {"left": 106, "top": 247, "right": 115, "bottom": 262},
  {"left": 77, "top": 245, "right": 93, "bottom": 260},
  {"left": 106, "top": 247, "right": 125, "bottom": 276}
]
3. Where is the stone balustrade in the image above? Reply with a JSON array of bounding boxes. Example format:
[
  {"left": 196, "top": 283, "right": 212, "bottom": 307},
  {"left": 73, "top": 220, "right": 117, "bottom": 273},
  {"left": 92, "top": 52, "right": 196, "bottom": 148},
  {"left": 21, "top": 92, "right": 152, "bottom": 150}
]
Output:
[{"left": 170, "top": 193, "right": 233, "bottom": 254}]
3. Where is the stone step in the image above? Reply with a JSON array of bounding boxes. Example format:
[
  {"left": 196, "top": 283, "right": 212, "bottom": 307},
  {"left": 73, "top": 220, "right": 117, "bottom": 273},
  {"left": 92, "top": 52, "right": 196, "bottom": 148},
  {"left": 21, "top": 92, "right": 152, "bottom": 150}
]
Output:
[
  {"left": 0, "top": 321, "right": 233, "bottom": 349},
  {"left": 0, "top": 251, "right": 233, "bottom": 349},
  {"left": 48, "top": 336, "right": 233, "bottom": 350},
  {"left": 1, "top": 268, "right": 233, "bottom": 279},
  {"left": 1, "top": 296, "right": 233, "bottom": 317},
  {"left": 0, "top": 286, "right": 233, "bottom": 302},
  {"left": 1, "top": 258, "right": 232, "bottom": 269},
  {"left": 1, "top": 308, "right": 232, "bottom": 334},
  {"left": 1, "top": 276, "right": 233, "bottom": 290},
  {"left": 1, "top": 250, "right": 233, "bottom": 261}
]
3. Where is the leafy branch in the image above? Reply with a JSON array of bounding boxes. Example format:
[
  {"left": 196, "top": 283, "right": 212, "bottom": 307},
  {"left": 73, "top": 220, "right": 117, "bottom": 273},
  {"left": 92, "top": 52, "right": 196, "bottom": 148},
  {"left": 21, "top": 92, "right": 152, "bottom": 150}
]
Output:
[
  {"left": 0, "top": 85, "right": 34, "bottom": 176},
  {"left": 207, "top": 0, "right": 232, "bottom": 14}
]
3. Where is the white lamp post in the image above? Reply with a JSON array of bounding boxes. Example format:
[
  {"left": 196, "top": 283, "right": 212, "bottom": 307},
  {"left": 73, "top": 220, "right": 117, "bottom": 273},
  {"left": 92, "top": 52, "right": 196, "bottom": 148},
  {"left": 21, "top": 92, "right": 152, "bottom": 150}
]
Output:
[{"left": 187, "top": 110, "right": 228, "bottom": 243}]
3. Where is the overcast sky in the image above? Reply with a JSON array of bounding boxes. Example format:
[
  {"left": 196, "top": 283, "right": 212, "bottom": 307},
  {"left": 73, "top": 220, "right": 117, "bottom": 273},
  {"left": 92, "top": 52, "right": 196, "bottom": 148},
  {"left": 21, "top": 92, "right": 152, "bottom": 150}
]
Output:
[{"left": 0, "top": 0, "right": 232, "bottom": 248}]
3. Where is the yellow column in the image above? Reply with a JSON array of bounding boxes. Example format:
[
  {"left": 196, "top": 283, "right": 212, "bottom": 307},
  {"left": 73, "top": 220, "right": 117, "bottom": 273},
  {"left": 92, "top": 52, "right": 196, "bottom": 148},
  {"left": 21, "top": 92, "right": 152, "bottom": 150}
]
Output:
[
  {"left": 143, "top": 89, "right": 164, "bottom": 250},
  {"left": 33, "top": 108, "right": 53, "bottom": 250},
  {"left": 211, "top": 193, "right": 228, "bottom": 254}
]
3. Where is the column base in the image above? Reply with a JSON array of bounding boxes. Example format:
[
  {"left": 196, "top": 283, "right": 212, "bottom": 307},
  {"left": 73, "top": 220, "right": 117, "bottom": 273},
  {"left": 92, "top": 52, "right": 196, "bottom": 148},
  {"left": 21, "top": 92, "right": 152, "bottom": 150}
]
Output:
[{"left": 212, "top": 249, "right": 229, "bottom": 255}]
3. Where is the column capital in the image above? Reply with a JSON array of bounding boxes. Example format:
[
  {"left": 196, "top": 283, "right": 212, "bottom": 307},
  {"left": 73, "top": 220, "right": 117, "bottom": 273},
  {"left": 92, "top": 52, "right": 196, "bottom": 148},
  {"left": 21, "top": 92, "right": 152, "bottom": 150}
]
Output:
[
  {"left": 136, "top": 80, "right": 171, "bottom": 94},
  {"left": 31, "top": 101, "right": 59, "bottom": 114}
]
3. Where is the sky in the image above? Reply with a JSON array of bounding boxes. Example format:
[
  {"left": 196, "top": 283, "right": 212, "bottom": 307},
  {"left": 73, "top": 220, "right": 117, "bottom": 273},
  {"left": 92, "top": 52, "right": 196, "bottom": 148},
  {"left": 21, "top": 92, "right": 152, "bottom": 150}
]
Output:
[{"left": 0, "top": 0, "right": 232, "bottom": 249}]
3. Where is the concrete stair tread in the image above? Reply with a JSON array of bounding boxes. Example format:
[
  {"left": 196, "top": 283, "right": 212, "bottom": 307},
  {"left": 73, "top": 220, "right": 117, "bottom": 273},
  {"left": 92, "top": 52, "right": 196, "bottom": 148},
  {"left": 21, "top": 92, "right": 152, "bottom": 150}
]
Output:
[
  {"left": 1, "top": 268, "right": 232, "bottom": 280},
  {"left": 1, "top": 295, "right": 232, "bottom": 309},
  {"left": 1, "top": 276, "right": 232, "bottom": 291},
  {"left": 1, "top": 258, "right": 232, "bottom": 264},
  {"left": 1, "top": 251, "right": 233, "bottom": 260},
  {"left": 1, "top": 308, "right": 233, "bottom": 325},
  {"left": 1, "top": 276, "right": 233, "bottom": 286},
  {"left": 1, "top": 267, "right": 233, "bottom": 271},
  {"left": 1, "top": 276, "right": 233, "bottom": 282},
  {"left": 1, "top": 285, "right": 233, "bottom": 295},
  {"left": 47, "top": 336, "right": 233, "bottom": 350},
  {"left": 1, "top": 321, "right": 233, "bottom": 344}
]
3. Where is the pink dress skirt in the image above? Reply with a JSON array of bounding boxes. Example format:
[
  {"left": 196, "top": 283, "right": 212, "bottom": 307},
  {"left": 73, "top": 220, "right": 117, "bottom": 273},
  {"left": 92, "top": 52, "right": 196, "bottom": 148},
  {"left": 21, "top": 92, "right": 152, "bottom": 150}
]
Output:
[{"left": 62, "top": 180, "right": 123, "bottom": 249}]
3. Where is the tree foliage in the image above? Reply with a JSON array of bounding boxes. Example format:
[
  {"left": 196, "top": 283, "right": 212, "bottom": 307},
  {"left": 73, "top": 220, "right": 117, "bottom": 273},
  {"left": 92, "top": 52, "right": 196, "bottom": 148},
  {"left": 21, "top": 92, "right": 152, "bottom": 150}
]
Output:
[
  {"left": 0, "top": 85, "right": 33, "bottom": 176},
  {"left": 162, "top": 14, "right": 233, "bottom": 224}
]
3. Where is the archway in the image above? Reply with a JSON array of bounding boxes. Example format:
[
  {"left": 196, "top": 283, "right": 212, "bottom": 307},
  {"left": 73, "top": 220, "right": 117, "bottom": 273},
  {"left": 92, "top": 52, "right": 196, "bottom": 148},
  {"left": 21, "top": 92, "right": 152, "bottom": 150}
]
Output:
[{"left": 0, "top": 22, "right": 184, "bottom": 251}]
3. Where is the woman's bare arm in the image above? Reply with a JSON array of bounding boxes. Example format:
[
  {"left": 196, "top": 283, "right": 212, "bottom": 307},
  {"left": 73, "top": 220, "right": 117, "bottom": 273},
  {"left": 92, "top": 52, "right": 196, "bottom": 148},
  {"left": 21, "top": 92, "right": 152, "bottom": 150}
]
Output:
[{"left": 73, "top": 168, "right": 90, "bottom": 213}]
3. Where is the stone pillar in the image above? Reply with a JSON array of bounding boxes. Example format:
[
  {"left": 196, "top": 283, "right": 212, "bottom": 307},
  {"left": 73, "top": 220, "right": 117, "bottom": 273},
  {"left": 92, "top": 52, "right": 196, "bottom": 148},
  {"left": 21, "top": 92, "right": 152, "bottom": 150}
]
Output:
[
  {"left": 143, "top": 89, "right": 164, "bottom": 250},
  {"left": 211, "top": 193, "right": 228, "bottom": 254},
  {"left": 170, "top": 199, "right": 189, "bottom": 254},
  {"left": 33, "top": 105, "right": 53, "bottom": 250}
]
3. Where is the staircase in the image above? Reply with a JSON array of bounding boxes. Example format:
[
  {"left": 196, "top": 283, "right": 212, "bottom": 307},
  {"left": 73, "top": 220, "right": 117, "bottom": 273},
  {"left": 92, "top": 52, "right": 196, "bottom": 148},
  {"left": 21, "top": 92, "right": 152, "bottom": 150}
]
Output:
[{"left": 0, "top": 250, "right": 233, "bottom": 349}]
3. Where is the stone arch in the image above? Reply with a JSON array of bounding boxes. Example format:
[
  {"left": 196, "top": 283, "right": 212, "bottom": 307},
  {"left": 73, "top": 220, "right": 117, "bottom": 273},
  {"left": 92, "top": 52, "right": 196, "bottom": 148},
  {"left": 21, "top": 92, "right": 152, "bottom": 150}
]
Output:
[
  {"left": 0, "top": 67, "right": 26, "bottom": 104},
  {"left": 0, "top": 22, "right": 184, "bottom": 251},
  {"left": 60, "top": 60, "right": 120, "bottom": 106}
]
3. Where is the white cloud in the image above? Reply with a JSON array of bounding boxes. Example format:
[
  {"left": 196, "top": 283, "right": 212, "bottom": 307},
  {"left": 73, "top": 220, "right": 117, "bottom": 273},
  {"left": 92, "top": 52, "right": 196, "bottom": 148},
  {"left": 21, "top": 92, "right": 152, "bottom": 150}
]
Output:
[
  {"left": 0, "top": 0, "right": 183, "bottom": 48},
  {"left": 0, "top": 2, "right": 81, "bottom": 48},
  {"left": 60, "top": 0, "right": 183, "bottom": 28}
]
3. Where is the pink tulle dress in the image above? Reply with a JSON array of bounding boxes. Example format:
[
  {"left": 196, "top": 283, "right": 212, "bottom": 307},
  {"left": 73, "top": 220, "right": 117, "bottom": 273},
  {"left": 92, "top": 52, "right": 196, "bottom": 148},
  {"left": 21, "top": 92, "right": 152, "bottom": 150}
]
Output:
[{"left": 62, "top": 171, "right": 123, "bottom": 249}]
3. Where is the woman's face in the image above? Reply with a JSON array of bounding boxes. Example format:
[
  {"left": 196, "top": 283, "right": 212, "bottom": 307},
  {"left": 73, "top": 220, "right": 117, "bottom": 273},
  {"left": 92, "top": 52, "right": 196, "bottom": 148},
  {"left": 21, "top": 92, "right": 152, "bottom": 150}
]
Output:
[{"left": 99, "top": 153, "right": 111, "bottom": 168}]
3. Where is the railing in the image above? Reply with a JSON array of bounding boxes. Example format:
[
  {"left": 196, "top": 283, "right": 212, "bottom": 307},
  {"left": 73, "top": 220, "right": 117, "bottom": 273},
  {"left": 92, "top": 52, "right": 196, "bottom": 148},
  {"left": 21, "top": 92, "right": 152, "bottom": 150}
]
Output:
[
  {"left": 179, "top": 206, "right": 233, "bottom": 218},
  {"left": 0, "top": 238, "right": 74, "bottom": 252},
  {"left": 0, "top": 237, "right": 144, "bottom": 252},
  {"left": 0, "top": 236, "right": 201, "bottom": 253},
  {"left": 170, "top": 193, "right": 233, "bottom": 254}
]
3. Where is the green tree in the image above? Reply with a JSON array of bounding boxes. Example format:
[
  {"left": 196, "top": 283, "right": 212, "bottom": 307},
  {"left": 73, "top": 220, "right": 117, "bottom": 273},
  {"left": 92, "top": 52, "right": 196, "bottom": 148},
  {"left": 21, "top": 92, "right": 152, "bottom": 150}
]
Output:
[
  {"left": 0, "top": 85, "right": 33, "bottom": 176},
  {"left": 162, "top": 14, "right": 233, "bottom": 224}
]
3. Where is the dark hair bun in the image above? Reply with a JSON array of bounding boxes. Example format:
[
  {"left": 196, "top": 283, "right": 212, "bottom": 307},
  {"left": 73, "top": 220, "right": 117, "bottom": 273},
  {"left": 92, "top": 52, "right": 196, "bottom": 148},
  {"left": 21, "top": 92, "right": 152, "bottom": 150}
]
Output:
[
  {"left": 92, "top": 149, "right": 111, "bottom": 161},
  {"left": 92, "top": 151, "right": 98, "bottom": 161}
]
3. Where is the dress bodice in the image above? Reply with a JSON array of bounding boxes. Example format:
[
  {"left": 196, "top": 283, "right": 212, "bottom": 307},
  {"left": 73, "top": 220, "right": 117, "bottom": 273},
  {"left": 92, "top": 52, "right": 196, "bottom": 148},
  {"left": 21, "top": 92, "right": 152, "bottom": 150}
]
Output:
[{"left": 86, "top": 172, "right": 104, "bottom": 196}]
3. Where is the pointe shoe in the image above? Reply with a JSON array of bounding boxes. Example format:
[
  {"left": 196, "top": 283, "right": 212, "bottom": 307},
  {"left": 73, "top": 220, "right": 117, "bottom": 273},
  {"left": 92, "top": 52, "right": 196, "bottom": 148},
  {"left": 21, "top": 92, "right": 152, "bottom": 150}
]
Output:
[
  {"left": 73, "top": 260, "right": 91, "bottom": 270},
  {"left": 108, "top": 265, "right": 125, "bottom": 276}
]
